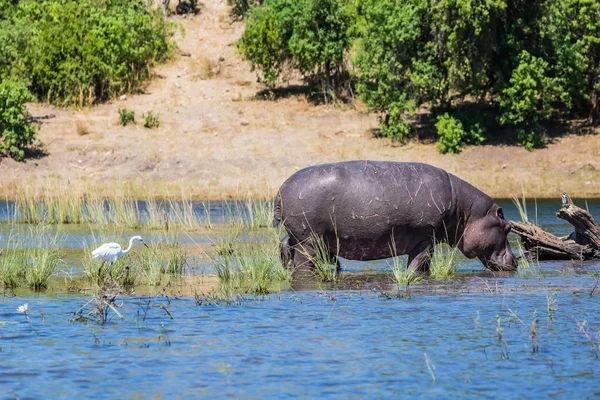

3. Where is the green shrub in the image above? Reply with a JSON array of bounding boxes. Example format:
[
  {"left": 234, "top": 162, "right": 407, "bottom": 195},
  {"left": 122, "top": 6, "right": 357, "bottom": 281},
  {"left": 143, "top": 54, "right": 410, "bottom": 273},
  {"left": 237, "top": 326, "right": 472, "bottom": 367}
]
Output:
[
  {"left": 436, "top": 114, "right": 465, "bottom": 154},
  {"left": 9, "top": 0, "right": 175, "bottom": 106},
  {"left": 436, "top": 111, "right": 487, "bottom": 154},
  {"left": 119, "top": 108, "right": 135, "bottom": 126},
  {"left": 379, "top": 104, "right": 412, "bottom": 140},
  {"left": 143, "top": 111, "right": 160, "bottom": 129},
  {"left": 238, "top": 0, "right": 352, "bottom": 99},
  {"left": 353, "top": 0, "right": 600, "bottom": 143},
  {"left": 353, "top": 0, "right": 446, "bottom": 121},
  {"left": 498, "top": 51, "right": 556, "bottom": 150},
  {"left": 0, "top": 80, "right": 38, "bottom": 161}
]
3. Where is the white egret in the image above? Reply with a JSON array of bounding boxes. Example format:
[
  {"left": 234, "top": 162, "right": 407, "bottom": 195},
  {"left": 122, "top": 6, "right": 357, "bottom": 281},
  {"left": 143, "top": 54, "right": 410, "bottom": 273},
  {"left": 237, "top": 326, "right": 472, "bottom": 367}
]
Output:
[{"left": 92, "top": 236, "right": 149, "bottom": 276}]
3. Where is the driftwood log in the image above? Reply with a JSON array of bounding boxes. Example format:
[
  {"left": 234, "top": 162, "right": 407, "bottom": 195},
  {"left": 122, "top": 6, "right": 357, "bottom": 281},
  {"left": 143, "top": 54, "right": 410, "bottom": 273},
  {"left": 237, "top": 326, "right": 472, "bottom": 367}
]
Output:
[{"left": 510, "top": 204, "right": 600, "bottom": 261}]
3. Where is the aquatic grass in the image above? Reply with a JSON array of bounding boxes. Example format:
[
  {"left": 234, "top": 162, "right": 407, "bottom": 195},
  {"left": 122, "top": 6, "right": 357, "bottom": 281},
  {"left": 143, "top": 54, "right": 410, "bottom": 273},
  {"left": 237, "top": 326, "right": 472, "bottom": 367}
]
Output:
[
  {"left": 135, "top": 248, "right": 164, "bottom": 286},
  {"left": 303, "top": 232, "right": 340, "bottom": 283},
  {"left": 202, "top": 201, "right": 213, "bottom": 229},
  {"left": 429, "top": 241, "right": 459, "bottom": 280},
  {"left": 14, "top": 193, "right": 40, "bottom": 224},
  {"left": 13, "top": 184, "right": 84, "bottom": 224},
  {"left": 515, "top": 239, "right": 542, "bottom": 277},
  {"left": 239, "top": 247, "right": 276, "bottom": 294},
  {"left": 0, "top": 226, "right": 63, "bottom": 290},
  {"left": 511, "top": 193, "right": 538, "bottom": 224},
  {"left": 131, "top": 234, "right": 189, "bottom": 285},
  {"left": 212, "top": 234, "right": 290, "bottom": 295},
  {"left": 26, "top": 245, "right": 62, "bottom": 290},
  {"left": 144, "top": 199, "right": 168, "bottom": 230},
  {"left": 161, "top": 235, "right": 188, "bottom": 275},
  {"left": 388, "top": 240, "right": 420, "bottom": 287},
  {"left": 86, "top": 198, "right": 111, "bottom": 225},
  {"left": 109, "top": 198, "right": 141, "bottom": 228},
  {"left": 212, "top": 226, "right": 241, "bottom": 256},
  {"left": 223, "top": 201, "right": 245, "bottom": 228},
  {"left": 243, "top": 198, "right": 274, "bottom": 228},
  {"left": 167, "top": 198, "right": 198, "bottom": 231},
  {"left": 241, "top": 238, "right": 291, "bottom": 294},
  {"left": 193, "top": 288, "right": 246, "bottom": 306},
  {"left": 0, "top": 245, "right": 27, "bottom": 288},
  {"left": 10, "top": 185, "right": 200, "bottom": 230},
  {"left": 214, "top": 252, "right": 242, "bottom": 297}
]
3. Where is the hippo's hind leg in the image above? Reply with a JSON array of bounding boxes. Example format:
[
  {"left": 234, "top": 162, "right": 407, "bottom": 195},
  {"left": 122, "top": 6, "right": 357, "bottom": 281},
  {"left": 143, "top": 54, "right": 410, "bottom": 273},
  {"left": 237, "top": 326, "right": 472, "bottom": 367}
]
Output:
[
  {"left": 279, "top": 234, "right": 294, "bottom": 269},
  {"left": 291, "top": 242, "right": 317, "bottom": 278},
  {"left": 407, "top": 241, "right": 433, "bottom": 273}
]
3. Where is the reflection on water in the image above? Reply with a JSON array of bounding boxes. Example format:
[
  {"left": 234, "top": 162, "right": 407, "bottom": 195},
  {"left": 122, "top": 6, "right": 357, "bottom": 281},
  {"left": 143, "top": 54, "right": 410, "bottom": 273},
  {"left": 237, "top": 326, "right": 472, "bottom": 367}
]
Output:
[{"left": 0, "top": 199, "right": 600, "bottom": 397}]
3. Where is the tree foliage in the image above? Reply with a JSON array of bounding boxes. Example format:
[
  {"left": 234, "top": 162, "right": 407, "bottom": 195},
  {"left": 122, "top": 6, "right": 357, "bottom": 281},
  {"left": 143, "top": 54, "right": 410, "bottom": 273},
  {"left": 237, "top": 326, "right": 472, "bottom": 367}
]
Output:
[
  {"left": 0, "top": 80, "right": 38, "bottom": 161},
  {"left": 238, "top": 0, "right": 352, "bottom": 99},
  {"left": 239, "top": 0, "right": 600, "bottom": 151},
  {"left": 1, "top": 0, "right": 175, "bottom": 107},
  {"left": 0, "top": 0, "right": 175, "bottom": 160}
]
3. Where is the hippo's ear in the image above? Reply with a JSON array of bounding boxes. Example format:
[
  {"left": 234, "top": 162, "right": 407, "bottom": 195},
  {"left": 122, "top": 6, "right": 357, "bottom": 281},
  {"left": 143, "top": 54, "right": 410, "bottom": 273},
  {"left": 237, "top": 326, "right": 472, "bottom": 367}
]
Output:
[{"left": 496, "top": 207, "right": 505, "bottom": 220}]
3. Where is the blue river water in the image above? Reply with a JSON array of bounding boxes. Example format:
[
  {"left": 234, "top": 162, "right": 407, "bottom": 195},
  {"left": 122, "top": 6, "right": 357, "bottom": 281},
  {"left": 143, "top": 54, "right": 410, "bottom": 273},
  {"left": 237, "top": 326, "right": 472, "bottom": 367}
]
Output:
[{"left": 0, "top": 199, "right": 599, "bottom": 398}]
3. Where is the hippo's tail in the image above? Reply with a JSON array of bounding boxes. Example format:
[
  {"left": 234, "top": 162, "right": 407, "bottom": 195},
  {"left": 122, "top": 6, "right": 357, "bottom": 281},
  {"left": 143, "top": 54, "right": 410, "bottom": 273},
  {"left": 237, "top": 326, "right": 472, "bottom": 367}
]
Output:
[{"left": 272, "top": 189, "right": 283, "bottom": 227}]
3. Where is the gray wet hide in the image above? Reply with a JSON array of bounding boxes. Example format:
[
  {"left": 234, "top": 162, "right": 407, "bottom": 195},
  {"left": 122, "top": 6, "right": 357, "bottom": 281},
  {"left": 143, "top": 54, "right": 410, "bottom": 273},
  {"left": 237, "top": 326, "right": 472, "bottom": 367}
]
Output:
[{"left": 273, "top": 161, "right": 517, "bottom": 274}]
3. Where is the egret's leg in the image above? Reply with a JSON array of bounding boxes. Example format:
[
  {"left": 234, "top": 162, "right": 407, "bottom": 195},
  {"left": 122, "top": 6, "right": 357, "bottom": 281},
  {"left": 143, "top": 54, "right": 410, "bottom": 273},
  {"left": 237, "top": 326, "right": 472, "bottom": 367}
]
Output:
[
  {"left": 108, "top": 261, "right": 114, "bottom": 278},
  {"left": 98, "top": 261, "right": 106, "bottom": 278}
]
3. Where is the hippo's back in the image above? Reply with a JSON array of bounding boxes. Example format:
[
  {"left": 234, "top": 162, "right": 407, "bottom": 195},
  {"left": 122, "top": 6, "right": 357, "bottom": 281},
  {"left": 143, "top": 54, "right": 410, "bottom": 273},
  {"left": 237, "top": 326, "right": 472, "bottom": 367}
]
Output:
[{"left": 275, "top": 161, "right": 458, "bottom": 259}]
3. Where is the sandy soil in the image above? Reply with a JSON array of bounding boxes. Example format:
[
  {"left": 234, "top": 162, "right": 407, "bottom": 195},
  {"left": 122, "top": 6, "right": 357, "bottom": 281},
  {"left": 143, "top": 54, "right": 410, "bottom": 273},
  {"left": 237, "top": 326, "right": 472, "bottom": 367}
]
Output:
[{"left": 1, "top": 0, "right": 599, "bottom": 200}]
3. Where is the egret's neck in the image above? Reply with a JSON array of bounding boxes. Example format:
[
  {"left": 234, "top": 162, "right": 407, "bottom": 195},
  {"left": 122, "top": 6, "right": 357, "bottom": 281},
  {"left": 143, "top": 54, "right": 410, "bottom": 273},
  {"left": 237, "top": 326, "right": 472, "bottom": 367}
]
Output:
[{"left": 122, "top": 238, "right": 136, "bottom": 255}]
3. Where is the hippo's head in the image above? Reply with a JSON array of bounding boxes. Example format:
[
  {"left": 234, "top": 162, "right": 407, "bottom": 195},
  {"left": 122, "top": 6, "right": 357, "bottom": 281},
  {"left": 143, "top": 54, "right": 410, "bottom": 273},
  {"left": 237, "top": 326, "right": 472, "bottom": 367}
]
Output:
[{"left": 461, "top": 204, "right": 517, "bottom": 271}]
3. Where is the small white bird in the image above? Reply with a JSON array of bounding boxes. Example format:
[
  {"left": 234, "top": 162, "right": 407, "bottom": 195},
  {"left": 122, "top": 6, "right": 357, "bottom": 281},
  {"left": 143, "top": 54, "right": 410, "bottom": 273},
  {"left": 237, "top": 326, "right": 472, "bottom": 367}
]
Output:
[
  {"left": 562, "top": 192, "right": 573, "bottom": 207},
  {"left": 92, "top": 236, "right": 149, "bottom": 276}
]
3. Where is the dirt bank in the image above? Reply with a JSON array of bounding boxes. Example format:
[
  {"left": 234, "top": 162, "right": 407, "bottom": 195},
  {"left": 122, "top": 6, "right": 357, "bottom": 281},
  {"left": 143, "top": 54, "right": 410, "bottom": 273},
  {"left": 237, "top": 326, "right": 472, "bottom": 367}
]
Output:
[{"left": 1, "top": 0, "right": 598, "bottom": 200}]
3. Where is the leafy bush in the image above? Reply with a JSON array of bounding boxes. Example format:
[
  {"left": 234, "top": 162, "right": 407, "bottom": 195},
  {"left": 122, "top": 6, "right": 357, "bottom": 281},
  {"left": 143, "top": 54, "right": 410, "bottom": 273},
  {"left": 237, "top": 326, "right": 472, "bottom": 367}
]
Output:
[
  {"left": 379, "top": 104, "right": 412, "bottom": 140},
  {"left": 352, "top": 0, "right": 600, "bottom": 148},
  {"left": 238, "top": 0, "right": 352, "bottom": 99},
  {"left": 118, "top": 108, "right": 135, "bottom": 126},
  {"left": 143, "top": 111, "right": 160, "bottom": 129},
  {"left": 498, "top": 51, "right": 557, "bottom": 150},
  {"left": 436, "top": 114, "right": 465, "bottom": 154},
  {"left": 436, "top": 112, "right": 487, "bottom": 154},
  {"left": 353, "top": 0, "right": 444, "bottom": 121},
  {"left": 6, "top": 0, "right": 175, "bottom": 106},
  {"left": 0, "top": 80, "right": 38, "bottom": 161}
]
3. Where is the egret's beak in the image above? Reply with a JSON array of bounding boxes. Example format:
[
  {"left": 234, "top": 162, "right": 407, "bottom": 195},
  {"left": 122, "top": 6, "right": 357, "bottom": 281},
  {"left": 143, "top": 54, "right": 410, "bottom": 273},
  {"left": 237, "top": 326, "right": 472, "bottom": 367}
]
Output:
[{"left": 142, "top": 241, "right": 150, "bottom": 249}]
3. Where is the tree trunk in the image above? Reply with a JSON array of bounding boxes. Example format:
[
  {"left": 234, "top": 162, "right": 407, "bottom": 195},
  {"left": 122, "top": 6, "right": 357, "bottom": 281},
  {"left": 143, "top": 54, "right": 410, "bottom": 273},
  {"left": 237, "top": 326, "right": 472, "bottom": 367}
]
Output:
[{"left": 510, "top": 203, "right": 600, "bottom": 261}]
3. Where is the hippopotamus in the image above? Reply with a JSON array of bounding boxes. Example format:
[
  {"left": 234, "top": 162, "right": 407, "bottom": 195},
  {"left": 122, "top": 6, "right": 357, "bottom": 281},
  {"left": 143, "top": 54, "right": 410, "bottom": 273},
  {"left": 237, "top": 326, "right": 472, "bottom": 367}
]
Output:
[{"left": 273, "top": 161, "right": 517, "bottom": 274}]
